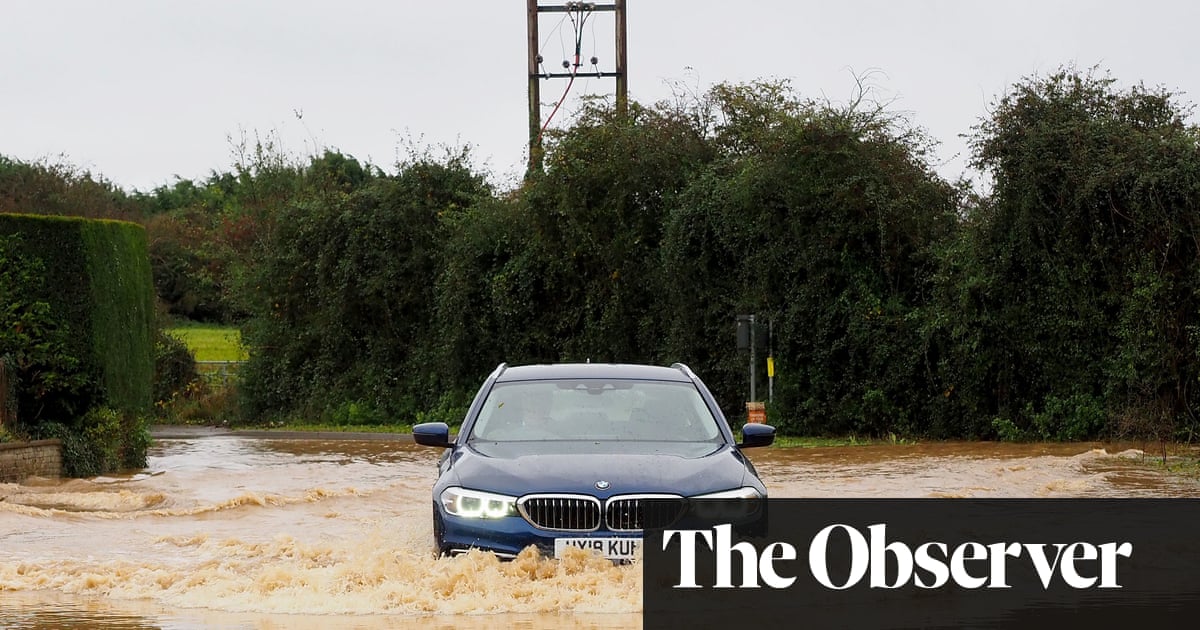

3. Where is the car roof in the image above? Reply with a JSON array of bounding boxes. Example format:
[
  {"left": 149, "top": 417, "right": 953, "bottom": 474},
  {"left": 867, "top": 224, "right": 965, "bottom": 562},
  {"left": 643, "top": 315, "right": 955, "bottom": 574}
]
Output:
[{"left": 494, "top": 363, "right": 693, "bottom": 383}]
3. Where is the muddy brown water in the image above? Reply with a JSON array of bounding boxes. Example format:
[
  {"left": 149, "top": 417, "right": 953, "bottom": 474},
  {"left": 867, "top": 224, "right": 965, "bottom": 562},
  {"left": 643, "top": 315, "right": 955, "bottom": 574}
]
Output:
[{"left": 1, "top": 434, "right": 1197, "bottom": 628}]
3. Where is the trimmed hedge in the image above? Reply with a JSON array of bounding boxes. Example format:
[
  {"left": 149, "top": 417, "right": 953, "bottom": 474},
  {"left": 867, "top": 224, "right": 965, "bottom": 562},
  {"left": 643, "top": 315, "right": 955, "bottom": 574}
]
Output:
[
  {"left": 0, "top": 213, "right": 153, "bottom": 473},
  {"left": 79, "top": 220, "right": 155, "bottom": 413}
]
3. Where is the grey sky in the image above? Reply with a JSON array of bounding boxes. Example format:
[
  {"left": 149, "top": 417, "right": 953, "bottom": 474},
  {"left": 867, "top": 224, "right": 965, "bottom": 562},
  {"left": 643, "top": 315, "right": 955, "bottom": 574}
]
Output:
[{"left": 2, "top": 1, "right": 1197, "bottom": 193}]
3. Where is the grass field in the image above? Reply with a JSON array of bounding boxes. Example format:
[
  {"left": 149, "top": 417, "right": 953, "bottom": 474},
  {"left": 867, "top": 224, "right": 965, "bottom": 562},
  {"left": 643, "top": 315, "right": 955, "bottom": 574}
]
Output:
[{"left": 166, "top": 323, "right": 248, "bottom": 362}]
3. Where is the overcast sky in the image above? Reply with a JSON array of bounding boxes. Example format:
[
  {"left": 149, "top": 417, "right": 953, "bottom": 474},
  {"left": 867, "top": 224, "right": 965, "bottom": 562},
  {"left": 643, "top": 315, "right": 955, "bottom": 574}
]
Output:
[{"left": 2, "top": 1, "right": 1198, "bottom": 193}]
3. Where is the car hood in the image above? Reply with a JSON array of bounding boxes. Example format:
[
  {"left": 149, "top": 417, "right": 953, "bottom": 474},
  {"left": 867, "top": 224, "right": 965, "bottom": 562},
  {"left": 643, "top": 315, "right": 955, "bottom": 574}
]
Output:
[{"left": 447, "top": 440, "right": 751, "bottom": 498}]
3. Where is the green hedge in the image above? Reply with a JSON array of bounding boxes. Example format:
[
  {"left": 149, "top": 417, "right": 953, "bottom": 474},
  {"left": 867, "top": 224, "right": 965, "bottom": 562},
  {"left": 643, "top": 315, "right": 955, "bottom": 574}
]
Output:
[
  {"left": 0, "top": 213, "right": 153, "bottom": 473},
  {"left": 79, "top": 219, "right": 155, "bottom": 412}
]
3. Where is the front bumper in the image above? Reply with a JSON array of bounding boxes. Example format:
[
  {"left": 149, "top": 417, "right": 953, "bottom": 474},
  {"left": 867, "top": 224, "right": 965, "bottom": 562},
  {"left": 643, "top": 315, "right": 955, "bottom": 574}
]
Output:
[{"left": 434, "top": 504, "right": 642, "bottom": 558}]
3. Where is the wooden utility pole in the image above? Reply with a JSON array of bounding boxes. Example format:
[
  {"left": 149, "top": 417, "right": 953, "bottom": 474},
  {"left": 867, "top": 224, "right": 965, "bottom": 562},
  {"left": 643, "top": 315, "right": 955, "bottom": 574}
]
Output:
[
  {"left": 527, "top": 0, "right": 543, "bottom": 172},
  {"left": 526, "top": 1, "right": 627, "bottom": 174},
  {"left": 615, "top": 0, "right": 627, "bottom": 117}
]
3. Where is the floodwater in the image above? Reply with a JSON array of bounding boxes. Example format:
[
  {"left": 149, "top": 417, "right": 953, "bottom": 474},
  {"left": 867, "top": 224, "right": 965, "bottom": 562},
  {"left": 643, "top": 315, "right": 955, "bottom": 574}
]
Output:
[{"left": 1, "top": 434, "right": 1197, "bottom": 628}]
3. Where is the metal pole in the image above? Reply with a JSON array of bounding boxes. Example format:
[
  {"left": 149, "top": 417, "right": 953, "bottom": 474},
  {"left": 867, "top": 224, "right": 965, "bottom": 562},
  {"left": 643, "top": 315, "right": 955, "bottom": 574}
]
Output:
[
  {"left": 768, "top": 319, "right": 773, "bottom": 404},
  {"left": 527, "top": 0, "right": 543, "bottom": 173}
]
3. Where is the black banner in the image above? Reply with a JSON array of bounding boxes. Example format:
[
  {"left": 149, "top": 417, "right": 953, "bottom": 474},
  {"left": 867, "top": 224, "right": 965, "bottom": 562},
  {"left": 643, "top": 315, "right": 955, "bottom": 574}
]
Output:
[{"left": 643, "top": 499, "right": 1200, "bottom": 629}]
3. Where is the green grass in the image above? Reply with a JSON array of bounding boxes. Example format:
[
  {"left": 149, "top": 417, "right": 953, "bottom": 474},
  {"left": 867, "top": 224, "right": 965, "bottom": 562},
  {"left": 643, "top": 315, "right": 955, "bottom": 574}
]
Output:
[
  {"left": 243, "top": 422, "right": 414, "bottom": 433},
  {"left": 166, "top": 323, "right": 248, "bottom": 362},
  {"left": 235, "top": 425, "right": 898, "bottom": 444},
  {"left": 769, "top": 434, "right": 915, "bottom": 448},
  {"left": 230, "top": 424, "right": 903, "bottom": 444}
]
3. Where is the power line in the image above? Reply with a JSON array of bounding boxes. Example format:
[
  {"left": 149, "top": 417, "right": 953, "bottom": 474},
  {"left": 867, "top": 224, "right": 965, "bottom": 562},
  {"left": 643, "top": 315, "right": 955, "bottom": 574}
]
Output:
[
  {"left": 537, "top": 2, "right": 592, "bottom": 143},
  {"left": 526, "top": 1, "right": 627, "bottom": 175}
]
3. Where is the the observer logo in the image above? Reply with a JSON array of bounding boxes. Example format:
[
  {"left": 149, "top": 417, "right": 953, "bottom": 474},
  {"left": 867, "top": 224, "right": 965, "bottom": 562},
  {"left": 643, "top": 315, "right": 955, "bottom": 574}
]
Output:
[
  {"left": 645, "top": 500, "right": 1200, "bottom": 629},
  {"left": 664, "top": 523, "right": 1133, "bottom": 590}
]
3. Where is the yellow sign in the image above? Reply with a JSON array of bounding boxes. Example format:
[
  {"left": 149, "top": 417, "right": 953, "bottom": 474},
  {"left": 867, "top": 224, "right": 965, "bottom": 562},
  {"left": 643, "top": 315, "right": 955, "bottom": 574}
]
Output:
[{"left": 767, "top": 356, "right": 775, "bottom": 378}]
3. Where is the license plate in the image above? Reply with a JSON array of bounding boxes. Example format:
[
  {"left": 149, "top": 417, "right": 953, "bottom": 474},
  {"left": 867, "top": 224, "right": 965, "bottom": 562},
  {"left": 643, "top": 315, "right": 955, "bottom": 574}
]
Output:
[{"left": 554, "top": 537, "right": 640, "bottom": 560}]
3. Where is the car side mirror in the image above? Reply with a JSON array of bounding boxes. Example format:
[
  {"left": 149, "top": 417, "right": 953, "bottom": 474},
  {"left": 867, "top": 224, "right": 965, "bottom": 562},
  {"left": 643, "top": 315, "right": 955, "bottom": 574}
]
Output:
[
  {"left": 413, "top": 422, "right": 453, "bottom": 448},
  {"left": 738, "top": 423, "right": 775, "bottom": 448}
]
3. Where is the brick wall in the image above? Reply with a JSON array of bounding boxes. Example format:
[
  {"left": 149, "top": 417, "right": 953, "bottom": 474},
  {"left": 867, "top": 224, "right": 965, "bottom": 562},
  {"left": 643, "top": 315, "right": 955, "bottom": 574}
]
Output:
[{"left": 0, "top": 440, "right": 63, "bottom": 482}]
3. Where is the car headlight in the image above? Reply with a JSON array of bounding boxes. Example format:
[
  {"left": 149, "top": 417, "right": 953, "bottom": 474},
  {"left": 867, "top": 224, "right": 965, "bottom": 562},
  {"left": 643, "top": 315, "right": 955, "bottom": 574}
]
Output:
[
  {"left": 689, "top": 487, "right": 764, "bottom": 522},
  {"left": 691, "top": 486, "right": 764, "bottom": 500},
  {"left": 441, "top": 487, "right": 518, "bottom": 519}
]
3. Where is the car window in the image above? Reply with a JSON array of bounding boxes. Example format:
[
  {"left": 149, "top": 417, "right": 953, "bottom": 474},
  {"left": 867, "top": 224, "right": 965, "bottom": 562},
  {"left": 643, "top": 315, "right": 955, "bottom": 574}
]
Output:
[{"left": 469, "top": 379, "right": 723, "bottom": 443}]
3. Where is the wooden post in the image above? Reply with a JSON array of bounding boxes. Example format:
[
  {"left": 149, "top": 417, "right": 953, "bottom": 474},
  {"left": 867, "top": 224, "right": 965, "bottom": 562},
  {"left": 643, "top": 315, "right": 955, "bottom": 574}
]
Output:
[
  {"left": 615, "top": 0, "right": 627, "bottom": 117},
  {"left": 527, "top": 0, "right": 543, "bottom": 173},
  {"left": 0, "top": 356, "right": 11, "bottom": 430}
]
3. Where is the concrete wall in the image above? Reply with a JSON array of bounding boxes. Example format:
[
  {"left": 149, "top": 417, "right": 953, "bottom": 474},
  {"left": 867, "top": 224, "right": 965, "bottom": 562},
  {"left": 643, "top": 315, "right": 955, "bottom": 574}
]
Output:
[{"left": 0, "top": 440, "right": 63, "bottom": 482}]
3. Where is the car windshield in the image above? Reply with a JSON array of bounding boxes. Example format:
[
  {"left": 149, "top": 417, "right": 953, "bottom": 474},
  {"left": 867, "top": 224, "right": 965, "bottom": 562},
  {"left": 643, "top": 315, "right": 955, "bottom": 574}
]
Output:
[{"left": 468, "top": 379, "right": 724, "bottom": 443}]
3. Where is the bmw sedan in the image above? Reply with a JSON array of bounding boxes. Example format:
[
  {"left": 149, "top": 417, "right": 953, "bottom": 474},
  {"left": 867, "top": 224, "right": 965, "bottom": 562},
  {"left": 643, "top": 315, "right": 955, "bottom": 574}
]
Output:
[{"left": 412, "top": 362, "right": 775, "bottom": 560}]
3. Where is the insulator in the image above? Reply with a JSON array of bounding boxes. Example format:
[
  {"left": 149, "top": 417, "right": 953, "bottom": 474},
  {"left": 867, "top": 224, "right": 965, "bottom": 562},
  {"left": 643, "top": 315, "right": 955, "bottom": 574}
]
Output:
[
  {"left": 537, "top": 54, "right": 544, "bottom": 64},
  {"left": 590, "top": 56, "right": 599, "bottom": 65},
  {"left": 562, "top": 60, "right": 570, "bottom": 69}
]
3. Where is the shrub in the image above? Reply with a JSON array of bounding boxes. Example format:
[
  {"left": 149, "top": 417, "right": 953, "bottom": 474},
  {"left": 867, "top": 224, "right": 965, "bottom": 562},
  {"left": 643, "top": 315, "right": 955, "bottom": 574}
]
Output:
[
  {"left": 153, "top": 327, "right": 201, "bottom": 409},
  {"left": 32, "top": 409, "right": 148, "bottom": 476}
]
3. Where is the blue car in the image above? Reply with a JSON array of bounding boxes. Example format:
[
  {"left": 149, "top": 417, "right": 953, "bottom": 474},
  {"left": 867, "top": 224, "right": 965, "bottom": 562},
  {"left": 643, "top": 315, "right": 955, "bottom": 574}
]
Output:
[{"left": 413, "top": 362, "right": 775, "bottom": 560}]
